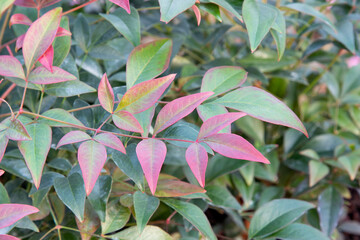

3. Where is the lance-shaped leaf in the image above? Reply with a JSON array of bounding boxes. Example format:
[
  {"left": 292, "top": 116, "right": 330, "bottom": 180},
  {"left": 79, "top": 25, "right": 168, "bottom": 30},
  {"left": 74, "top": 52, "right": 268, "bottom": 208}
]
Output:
[
  {"left": 0, "top": 203, "right": 39, "bottom": 229},
  {"left": 159, "top": 0, "right": 196, "bottom": 23},
  {"left": 202, "top": 133, "right": 269, "bottom": 164},
  {"left": 88, "top": 175, "right": 112, "bottom": 222},
  {"left": 136, "top": 139, "right": 167, "bottom": 195},
  {"left": 243, "top": 0, "right": 277, "bottom": 52},
  {"left": 192, "top": 5, "right": 201, "bottom": 26},
  {"left": 14, "top": 0, "right": 36, "bottom": 8},
  {"left": 0, "top": 0, "right": 14, "bottom": 15},
  {"left": 0, "top": 134, "right": 8, "bottom": 163},
  {"left": 41, "top": 0, "right": 61, "bottom": 8},
  {"left": 23, "top": 7, "right": 62, "bottom": 71},
  {"left": 339, "top": 150, "right": 360, "bottom": 180},
  {"left": 9, "top": 13, "right": 32, "bottom": 27},
  {"left": 209, "top": 0, "right": 241, "bottom": 21},
  {"left": 108, "top": 0, "right": 130, "bottom": 14},
  {"left": 0, "top": 55, "right": 25, "bottom": 80},
  {"left": 126, "top": 39, "right": 172, "bottom": 89},
  {"left": 270, "top": 9, "right": 286, "bottom": 60},
  {"left": 38, "top": 45, "right": 54, "bottom": 72},
  {"left": 18, "top": 123, "right": 52, "bottom": 189},
  {"left": 93, "top": 133, "right": 126, "bottom": 154},
  {"left": 2, "top": 118, "right": 31, "bottom": 141},
  {"left": 153, "top": 92, "right": 213, "bottom": 135},
  {"left": 116, "top": 74, "right": 175, "bottom": 114},
  {"left": 56, "top": 131, "right": 91, "bottom": 149},
  {"left": 78, "top": 140, "right": 107, "bottom": 196},
  {"left": 198, "top": 112, "right": 247, "bottom": 140},
  {"left": 155, "top": 176, "right": 206, "bottom": 197},
  {"left": 200, "top": 66, "right": 247, "bottom": 96},
  {"left": 133, "top": 191, "right": 160, "bottom": 234},
  {"left": 98, "top": 73, "right": 114, "bottom": 113},
  {"left": 309, "top": 160, "right": 329, "bottom": 187},
  {"left": 112, "top": 111, "right": 144, "bottom": 133},
  {"left": 0, "top": 235, "right": 21, "bottom": 240},
  {"left": 186, "top": 143, "right": 208, "bottom": 187},
  {"left": 28, "top": 66, "right": 76, "bottom": 85},
  {"left": 215, "top": 86, "right": 308, "bottom": 137}
]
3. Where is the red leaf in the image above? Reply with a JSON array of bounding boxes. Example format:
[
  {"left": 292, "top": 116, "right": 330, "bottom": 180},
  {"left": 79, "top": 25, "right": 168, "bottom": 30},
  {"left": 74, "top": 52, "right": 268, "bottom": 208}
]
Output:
[
  {"left": 153, "top": 92, "right": 213, "bottom": 135},
  {"left": 136, "top": 139, "right": 167, "bottom": 195},
  {"left": 201, "top": 133, "right": 270, "bottom": 164},
  {"left": 93, "top": 133, "right": 126, "bottom": 154},
  {"left": 112, "top": 111, "right": 143, "bottom": 133},
  {"left": 0, "top": 55, "right": 25, "bottom": 80},
  {"left": 98, "top": 73, "right": 114, "bottom": 113},
  {"left": 78, "top": 140, "right": 107, "bottom": 196},
  {"left": 192, "top": 5, "right": 201, "bottom": 26},
  {"left": 56, "top": 131, "right": 91, "bottom": 149},
  {"left": 9, "top": 13, "right": 32, "bottom": 27},
  {"left": 185, "top": 143, "right": 208, "bottom": 187},
  {"left": 0, "top": 204, "right": 39, "bottom": 229},
  {"left": 56, "top": 27, "right": 72, "bottom": 37},
  {"left": 14, "top": 0, "right": 37, "bottom": 8},
  {"left": 38, "top": 45, "right": 54, "bottom": 73},
  {"left": 108, "top": 0, "right": 131, "bottom": 14},
  {"left": 28, "top": 66, "right": 77, "bottom": 84},
  {"left": 197, "top": 112, "right": 246, "bottom": 139}
]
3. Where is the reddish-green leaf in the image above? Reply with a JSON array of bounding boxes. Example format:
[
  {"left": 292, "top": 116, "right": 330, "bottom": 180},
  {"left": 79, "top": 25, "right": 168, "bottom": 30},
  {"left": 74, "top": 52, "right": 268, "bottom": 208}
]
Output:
[
  {"left": 202, "top": 133, "right": 270, "bottom": 164},
  {"left": 93, "top": 133, "right": 126, "bottom": 154},
  {"left": 56, "top": 27, "right": 71, "bottom": 37},
  {"left": 215, "top": 86, "right": 308, "bottom": 137},
  {"left": 108, "top": 0, "right": 130, "bottom": 14},
  {"left": 0, "top": 203, "right": 39, "bottom": 229},
  {"left": 0, "top": 55, "right": 25, "bottom": 80},
  {"left": 197, "top": 112, "right": 246, "bottom": 140},
  {"left": 153, "top": 92, "right": 213, "bottom": 135},
  {"left": 98, "top": 73, "right": 114, "bottom": 113},
  {"left": 136, "top": 139, "right": 167, "bottom": 195},
  {"left": 56, "top": 131, "right": 91, "bottom": 149},
  {"left": 15, "top": 34, "right": 25, "bottom": 52},
  {"left": 0, "top": 132, "right": 8, "bottom": 163},
  {"left": 14, "top": 0, "right": 36, "bottom": 8},
  {"left": 0, "top": 234, "right": 21, "bottom": 240},
  {"left": 2, "top": 118, "right": 31, "bottom": 141},
  {"left": 38, "top": 45, "right": 54, "bottom": 73},
  {"left": 0, "top": 0, "right": 14, "bottom": 15},
  {"left": 116, "top": 74, "right": 175, "bottom": 114},
  {"left": 28, "top": 66, "right": 76, "bottom": 85},
  {"left": 192, "top": 5, "right": 201, "bottom": 26},
  {"left": 112, "top": 111, "right": 144, "bottom": 133},
  {"left": 185, "top": 143, "right": 208, "bottom": 187},
  {"left": 18, "top": 123, "right": 52, "bottom": 188},
  {"left": 39, "top": 109, "right": 84, "bottom": 127},
  {"left": 9, "top": 13, "right": 32, "bottom": 27},
  {"left": 23, "top": 7, "right": 62, "bottom": 71},
  {"left": 155, "top": 176, "right": 206, "bottom": 197},
  {"left": 159, "top": 0, "right": 196, "bottom": 23},
  {"left": 78, "top": 140, "right": 107, "bottom": 196}
]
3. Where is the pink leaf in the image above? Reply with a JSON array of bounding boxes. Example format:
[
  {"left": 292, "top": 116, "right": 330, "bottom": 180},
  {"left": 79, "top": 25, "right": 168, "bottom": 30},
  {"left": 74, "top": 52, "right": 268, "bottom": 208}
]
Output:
[
  {"left": 185, "top": 143, "right": 208, "bottom": 187},
  {"left": 0, "top": 55, "right": 25, "bottom": 80},
  {"left": 108, "top": 0, "right": 131, "bottom": 14},
  {"left": 0, "top": 136, "right": 8, "bottom": 163},
  {"left": 192, "top": 5, "right": 201, "bottom": 26},
  {"left": 153, "top": 92, "right": 214, "bottom": 135},
  {"left": 28, "top": 66, "right": 77, "bottom": 84},
  {"left": 41, "top": 0, "right": 61, "bottom": 8},
  {"left": 98, "top": 73, "right": 114, "bottom": 113},
  {"left": 14, "top": 0, "right": 37, "bottom": 8},
  {"left": 201, "top": 133, "right": 270, "bottom": 164},
  {"left": 78, "top": 140, "right": 107, "bottom": 195},
  {"left": 0, "top": 204, "right": 39, "bottom": 229},
  {"left": 9, "top": 13, "right": 32, "bottom": 27},
  {"left": 197, "top": 112, "right": 247, "bottom": 139},
  {"left": 56, "top": 131, "right": 91, "bottom": 149},
  {"left": 15, "top": 34, "right": 25, "bottom": 52},
  {"left": 136, "top": 139, "right": 167, "bottom": 195},
  {"left": 112, "top": 111, "right": 143, "bottom": 133},
  {"left": 0, "top": 235, "right": 21, "bottom": 240},
  {"left": 56, "top": 27, "right": 72, "bottom": 37},
  {"left": 23, "top": 7, "right": 62, "bottom": 71},
  {"left": 38, "top": 45, "right": 54, "bottom": 73},
  {"left": 0, "top": 170, "right": 4, "bottom": 176},
  {"left": 93, "top": 133, "right": 126, "bottom": 154},
  {"left": 116, "top": 74, "right": 176, "bottom": 114},
  {"left": 2, "top": 118, "right": 31, "bottom": 141}
]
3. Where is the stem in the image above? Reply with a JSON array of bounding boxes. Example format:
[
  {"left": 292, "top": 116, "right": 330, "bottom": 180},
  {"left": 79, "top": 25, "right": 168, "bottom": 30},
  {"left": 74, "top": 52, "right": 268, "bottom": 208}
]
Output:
[
  {"left": 62, "top": 0, "right": 98, "bottom": 16},
  {"left": 94, "top": 114, "right": 112, "bottom": 136},
  {"left": 46, "top": 196, "right": 61, "bottom": 240},
  {"left": 0, "top": 37, "right": 18, "bottom": 51},
  {"left": 0, "top": 99, "right": 14, "bottom": 118},
  {"left": 137, "top": 6, "right": 160, "bottom": 11},
  {"left": 37, "top": 89, "right": 45, "bottom": 115},
  {"left": 0, "top": 6, "right": 12, "bottom": 46},
  {"left": 39, "top": 226, "right": 57, "bottom": 240},
  {"left": 16, "top": 81, "right": 28, "bottom": 118},
  {"left": 59, "top": 226, "right": 111, "bottom": 239}
]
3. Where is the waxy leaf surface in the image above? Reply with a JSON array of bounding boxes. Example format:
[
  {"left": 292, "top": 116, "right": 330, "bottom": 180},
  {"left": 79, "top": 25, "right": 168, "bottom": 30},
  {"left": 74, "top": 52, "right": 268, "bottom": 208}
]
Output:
[
  {"left": 28, "top": 66, "right": 76, "bottom": 85},
  {"left": 0, "top": 56, "right": 25, "bottom": 80},
  {"left": 154, "top": 92, "right": 213, "bottom": 135},
  {"left": 56, "top": 131, "right": 91, "bottom": 149},
  {"left": 98, "top": 73, "right": 114, "bottom": 113},
  {"left": 186, "top": 143, "right": 208, "bottom": 187},
  {"left": 136, "top": 139, "right": 167, "bottom": 195},
  {"left": 93, "top": 133, "right": 126, "bottom": 154},
  {"left": 112, "top": 111, "right": 144, "bottom": 133},
  {"left": 0, "top": 204, "right": 39, "bottom": 229}
]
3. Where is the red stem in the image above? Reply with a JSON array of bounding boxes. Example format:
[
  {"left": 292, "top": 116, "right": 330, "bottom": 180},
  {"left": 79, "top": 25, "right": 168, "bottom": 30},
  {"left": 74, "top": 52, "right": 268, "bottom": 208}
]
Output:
[{"left": 62, "top": 0, "right": 98, "bottom": 16}]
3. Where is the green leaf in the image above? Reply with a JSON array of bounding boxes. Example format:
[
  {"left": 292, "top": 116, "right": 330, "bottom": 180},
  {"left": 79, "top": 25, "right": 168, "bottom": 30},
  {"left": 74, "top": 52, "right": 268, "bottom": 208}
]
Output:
[
  {"left": 73, "top": 14, "right": 90, "bottom": 52},
  {"left": 0, "top": 0, "right": 14, "bottom": 15},
  {"left": 126, "top": 39, "right": 172, "bottom": 89},
  {"left": 324, "top": 20, "right": 355, "bottom": 54},
  {"left": 108, "top": 225, "right": 172, "bottom": 240},
  {"left": 53, "top": 17, "right": 71, "bottom": 66},
  {"left": 54, "top": 173, "right": 86, "bottom": 221},
  {"left": 18, "top": 123, "right": 52, "bottom": 189},
  {"left": 199, "top": 3, "right": 222, "bottom": 22},
  {"left": 215, "top": 86, "right": 308, "bottom": 137},
  {"left": 318, "top": 187, "right": 343, "bottom": 236},
  {"left": 162, "top": 198, "right": 217, "bottom": 240},
  {"left": 0, "top": 183, "right": 10, "bottom": 204},
  {"left": 159, "top": 0, "right": 196, "bottom": 23},
  {"left": 2, "top": 118, "right": 31, "bottom": 141},
  {"left": 270, "top": 9, "right": 286, "bottom": 60},
  {"left": 243, "top": 0, "right": 277, "bottom": 52},
  {"left": 268, "top": 223, "right": 330, "bottom": 240},
  {"left": 101, "top": 200, "right": 131, "bottom": 235},
  {"left": 197, "top": 103, "right": 229, "bottom": 134},
  {"left": 205, "top": 185, "right": 241, "bottom": 210},
  {"left": 100, "top": 6, "right": 140, "bottom": 46},
  {"left": 39, "top": 109, "right": 84, "bottom": 127},
  {"left": 44, "top": 80, "right": 96, "bottom": 97},
  {"left": 205, "top": 154, "right": 246, "bottom": 183},
  {"left": 338, "top": 149, "right": 360, "bottom": 180},
  {"left": 210, "top": 0, "right": 242, "bottom": 21},
  {"left": 0, "top": 151, "right": 32, "bottom": 182},
  {"left": 248, "top": 199, "right": 314, "bottom": 239},
  {"left": 235, "top": 115, "right": 264, "bottom": 144},
  {"left": 133, "top": 191, "right": 159, "bottom": 234},
  {"left": 88, "top": 175, "right": 112, "bottom": 222},
  {"left": 309, "top": 160, "right": 329, "bottom": 187}
]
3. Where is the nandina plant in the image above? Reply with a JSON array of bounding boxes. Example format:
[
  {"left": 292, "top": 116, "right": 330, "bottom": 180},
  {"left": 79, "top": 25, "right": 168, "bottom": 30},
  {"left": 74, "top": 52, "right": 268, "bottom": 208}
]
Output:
[{"left": 1, "top": 0, "right": 356, "bottom": 239}]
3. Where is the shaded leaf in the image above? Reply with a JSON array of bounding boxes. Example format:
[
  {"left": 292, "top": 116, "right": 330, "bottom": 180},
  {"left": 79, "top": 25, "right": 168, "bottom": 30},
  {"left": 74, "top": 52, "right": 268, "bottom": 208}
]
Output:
[
  {"left": 133, "top": 191, "right": 159, "bottom": 234},
  {"left": 159, "top": 0, "right": 196, "bottom": 23},
  {"left": 108, "top": 225, "right": 172, "bottom": 240},
  {"left": 205, "top": 185, "right": 241, "bottom": 210},
  {"left": 88, "top": 175, "right": 112, "bottom": 222},
  {"left": 93, "top": 133, "right": 126, "bottom": 154},
  {"left": 338, "top": 150, "right": 360, "bottom": 180},
  {"left": 309, "top": 160, "right": 329, "bottom": 187},
  {"left": 101, "top": 200, "right": 131, "bottom": 235}
]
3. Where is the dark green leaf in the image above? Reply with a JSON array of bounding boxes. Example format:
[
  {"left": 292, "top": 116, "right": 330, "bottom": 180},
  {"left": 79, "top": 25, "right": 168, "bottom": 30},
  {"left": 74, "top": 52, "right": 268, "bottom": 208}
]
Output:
[{"left": 133, "top": 191, "right": 159, "bottom": 234}]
